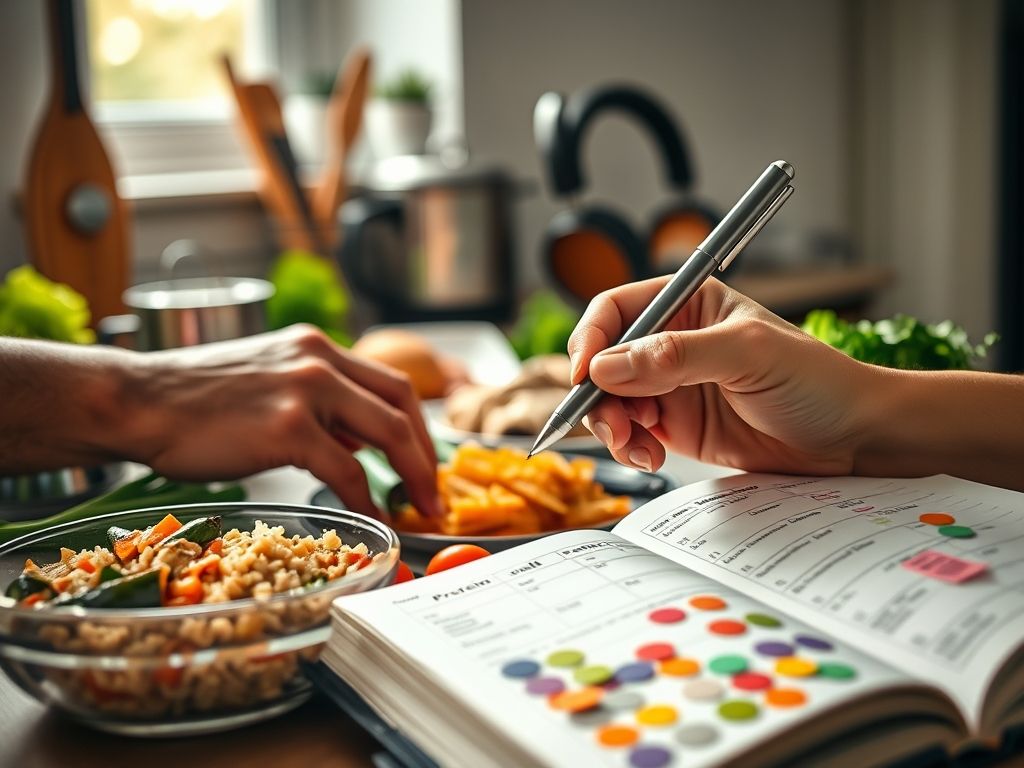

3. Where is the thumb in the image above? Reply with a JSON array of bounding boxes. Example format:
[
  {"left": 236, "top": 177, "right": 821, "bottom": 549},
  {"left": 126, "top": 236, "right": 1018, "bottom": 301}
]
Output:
[{"left": 589, "top": 324, "right": 754, "bottom": 397}]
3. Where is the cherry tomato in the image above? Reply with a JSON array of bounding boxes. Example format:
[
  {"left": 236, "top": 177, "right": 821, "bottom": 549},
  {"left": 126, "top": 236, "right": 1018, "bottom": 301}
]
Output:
[
  {"left": 394, "top": 561, "right": 415, "bottom": 584},
  {"left": 425, "top": 544, "right": 491, "bottom": 575}
]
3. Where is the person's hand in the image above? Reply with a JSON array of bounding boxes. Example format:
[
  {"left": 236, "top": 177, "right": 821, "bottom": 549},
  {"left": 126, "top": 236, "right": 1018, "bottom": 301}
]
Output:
[
  {"left": 568, "top": 277, "right": 880, "bottom": 476},
  {"left": 119, "top": 325, "right": 440, "bottom": 521}
]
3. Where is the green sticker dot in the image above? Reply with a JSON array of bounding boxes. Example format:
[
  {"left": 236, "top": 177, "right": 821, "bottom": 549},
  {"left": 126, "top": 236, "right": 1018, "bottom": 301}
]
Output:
[
  {"left": 574, "top": 664, "right": 614, "bottom": 685},
  {"left": 547, "top": 649, "right": 585, "bottom": 668},
  {"left": 818, "top": 662, "right": 857, "bottom": 680},
  {"left": 708, "top": 654, "right": 748, "bottom": 675},
  {"left": 745, "top": 613, "right": 782, "bottom": 628},
  {"left": 938, "top": 525, "right": 976, "bottom": 539},
  {"left": 718, "top": 699, "right": 759, "bottom": 721}
]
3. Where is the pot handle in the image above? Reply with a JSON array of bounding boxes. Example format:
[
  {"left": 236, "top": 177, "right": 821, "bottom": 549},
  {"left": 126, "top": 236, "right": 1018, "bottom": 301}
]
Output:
[{"left": 337, "top": 197, "right": 405, "bottom": 304}]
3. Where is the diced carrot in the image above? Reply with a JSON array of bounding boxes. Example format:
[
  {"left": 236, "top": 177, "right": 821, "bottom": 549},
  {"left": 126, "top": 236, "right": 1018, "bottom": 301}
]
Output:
[
  {"left": 20, "top": 593, "right": 46, "bottom": 607},
  {"left": 75, "top": 556, "right": 96, "bottom": 574},
  {"left": 343, "top": 551, "right": 364, "bottom": 565},
  {"left": 204, "top": 538, "right": 223, "bottom": 555},
  {"left": 189, "top": 554, "right": 221, "bottom": 579},
  {"left": 152, "top": 666, "right": 183, "bottom": 687},
  {"left": 138, "top": 514, "right": 182, "bottom": 549},
  {"left": 113, "top": 533, "right": 140, "bottom": 563},
  {"left": 168, "top": 575, "right": 204, "bottom": 605},
  {"left": 51, "top": 576, "right": 72, "bottom": 593},
  {"left": 355, "top": 554, "right": 374, "bottom": 570}
]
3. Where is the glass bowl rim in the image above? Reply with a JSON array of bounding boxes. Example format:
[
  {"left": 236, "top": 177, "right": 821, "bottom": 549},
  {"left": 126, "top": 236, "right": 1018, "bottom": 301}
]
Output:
[{"left": 0, "top": 501, "right": 399, "bottom": 622}]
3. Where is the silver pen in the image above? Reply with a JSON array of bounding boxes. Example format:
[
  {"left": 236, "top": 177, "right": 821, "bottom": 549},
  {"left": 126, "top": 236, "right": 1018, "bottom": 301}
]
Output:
[{"left": 528, "top": 160, "right": 796, "bottom": 458}]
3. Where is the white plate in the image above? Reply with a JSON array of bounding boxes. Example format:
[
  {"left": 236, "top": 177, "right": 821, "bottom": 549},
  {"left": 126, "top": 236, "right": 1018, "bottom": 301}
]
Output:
[{"left": 422, "top": 399, "right": 602, "bottom": 453}]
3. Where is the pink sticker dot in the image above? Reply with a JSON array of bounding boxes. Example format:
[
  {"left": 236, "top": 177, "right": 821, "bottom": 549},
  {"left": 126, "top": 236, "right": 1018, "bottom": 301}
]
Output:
[{"left": 648, "top": 607, "right": 686, "bottom": 624}]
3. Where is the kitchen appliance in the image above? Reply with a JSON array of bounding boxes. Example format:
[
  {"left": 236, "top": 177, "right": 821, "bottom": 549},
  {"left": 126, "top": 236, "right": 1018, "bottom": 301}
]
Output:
[{"left": 338, "top": 157, "right": 517, "bottom": 323}]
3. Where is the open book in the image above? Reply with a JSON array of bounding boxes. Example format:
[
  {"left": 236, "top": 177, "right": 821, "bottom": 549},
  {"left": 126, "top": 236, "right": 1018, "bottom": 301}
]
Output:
[{"left": 323, "top": 473, "right": 1024, "bottom": 768}]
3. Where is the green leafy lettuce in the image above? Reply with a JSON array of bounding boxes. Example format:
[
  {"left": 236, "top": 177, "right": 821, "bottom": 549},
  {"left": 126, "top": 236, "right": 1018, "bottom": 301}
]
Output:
[
  {"left": 802, "top": 309, "right": 998, "bottom": 370},
  {"left": 509, "top": 291, "right": 580, "bottom": 360},
  {"left": 266, "top": 249, "right": 352, "bottom": 346},
  {"left": 0, "top": 265, "right": 95, "bottom": 344}
]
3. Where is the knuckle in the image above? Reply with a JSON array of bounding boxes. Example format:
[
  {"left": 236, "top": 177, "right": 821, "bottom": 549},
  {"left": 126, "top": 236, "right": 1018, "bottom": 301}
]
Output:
[
  {"left": 291, "top": 323, "right": 331, "bottom": 353},
  {"left": 647, "top": 333, "right": 685, "bottom": 371},
  {"left": 289, "top": 358, "right": 335, "bottom": 389},
  {"left": 273, "top": 397, "right": 311, "bottom": 436},
  {"left": 382, "top": 409, "right": 414, "bottom": 444},
  {"left": 737, "top": 317, "right": 774, "bottom": 347}
]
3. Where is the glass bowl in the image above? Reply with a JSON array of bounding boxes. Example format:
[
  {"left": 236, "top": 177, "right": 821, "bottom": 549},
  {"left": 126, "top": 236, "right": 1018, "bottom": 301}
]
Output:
[{"left": 0, "top": 503, "right": 399, "bottom": 736}]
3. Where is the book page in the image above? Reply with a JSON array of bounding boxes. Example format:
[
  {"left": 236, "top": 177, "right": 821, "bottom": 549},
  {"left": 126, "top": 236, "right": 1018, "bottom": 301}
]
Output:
[
  {"left": 613, "top": 473, "right": 1024, "bottom": 726},
  {"left": 336, "top": 529, "right": 912, "bottom": 768}
]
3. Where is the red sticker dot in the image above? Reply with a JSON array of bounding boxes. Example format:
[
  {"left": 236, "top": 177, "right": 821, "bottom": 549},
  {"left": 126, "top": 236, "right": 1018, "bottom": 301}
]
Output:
[
  {"left": 648, "top": 607, "right": 686, "bottom": 624},
  {"left": 708, "top": 619, "right": 747, "bottom": 636},
  {"left": 635, "top": 642, "right": 676, "bottom": 661},
  {"left": 732, "top": 672, "right": 772, "bottom": 691}
]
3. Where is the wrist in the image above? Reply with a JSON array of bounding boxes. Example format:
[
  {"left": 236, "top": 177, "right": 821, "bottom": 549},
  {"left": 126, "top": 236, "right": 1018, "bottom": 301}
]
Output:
[{"left": 849, "top": 363, "right": 917, "bottom": 476}]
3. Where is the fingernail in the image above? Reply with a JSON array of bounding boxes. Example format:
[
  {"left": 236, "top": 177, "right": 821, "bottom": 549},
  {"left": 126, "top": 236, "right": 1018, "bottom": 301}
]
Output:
[
  {"left": 592, "top": 349, "right": 634, "bottom": 384},
  {"left": 628, "top": 447, "right": 653, "bottom": 472},
  {"left": 591, "top": 419, "right": 613, "bottom": 446}
]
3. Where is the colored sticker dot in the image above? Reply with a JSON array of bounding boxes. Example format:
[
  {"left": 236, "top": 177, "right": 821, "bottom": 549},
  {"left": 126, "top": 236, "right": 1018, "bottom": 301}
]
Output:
[
  {"left": 690, "top": 595, "right": 727, "bottom": 610},
  {"left": 635, "top": 642, "right": 676, "bottom": 662},
  {"left": 709, "top": 654, "right": 748, "bottom": 675},
  {"left": 525, "top": 677, "right": 565, "bottom": 696},
  {"left": 754, "top": 641, "right": 795, "bottom": 658},
  {"left": 938, "top": 525, "right": 976, "bottom": 539},
  {"left": 919, "top": 512, "right": 956, "bottom": 526},
  {"left": 746, "top": 612, "right": 783, "bottom": 628},
  {"left": 501, "top": 659, "right": 540, "bottom": 679},
  {"left": 571, "top": 708, "right": 614, "bottom": 728},
  {"left": 547, "top": 649, "right": 585, "bottom": 668},
  {"left": 683, "top": 678, "right": 725, "bottom": 702},
  {"left": 794, "top": 634, "right": 834, "bottom": 652},
  {"left": 708, "top": 619, "right": 746, "bottom": 636},
  {"left": 597, "top": 724, "right": 640, "bottom": 748},
  {"left": 775, "top": 657, "right": 818, "bottom": 678},
  {"left": 659, "top": 657, "right": 701, "bottom": 677},
  {"left": 603, "top": 690, "right": 646, "bottom": 711},
  {"left": 765, "top": 688, "right": 808, "bottom": 708},
  {"left": 629, "top": 745, "right": 673, "bottom": 768},
  {"left": 615, "top": 662, "right": 655, "bottom": 684},
  {"left": 636, "top": 704, "right": 679, "bottom": 727},
  {"left": 818, "top": 662, "right": 857, "bottom": 680},
  {"left": 649, "top": 607, "right": 687, "bottom": 624},
  {"left": 732, "top": 672, "right": 773, "bottom": 691},
  {"left": 575, "top": 665, "right": 614, "bottom": 685},
  {"left": 549, "top": 686, "right": 603, "bottom": 712},
  {"left": 675, "top": 723, "right": 719, "bottom": 747},
  {"left": 718, "top": 699, "right": 759, "bottom": 721}
]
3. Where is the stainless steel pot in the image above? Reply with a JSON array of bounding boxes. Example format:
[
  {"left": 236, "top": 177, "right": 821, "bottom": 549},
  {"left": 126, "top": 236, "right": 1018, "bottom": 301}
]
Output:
[{"left": 99, "top": 276, "right": 275, "bottom": 351}]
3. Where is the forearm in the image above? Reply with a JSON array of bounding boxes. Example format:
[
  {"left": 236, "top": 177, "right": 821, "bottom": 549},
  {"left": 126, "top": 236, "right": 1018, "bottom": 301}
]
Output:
[
  {"left": 855, "top": 366, "right": 1024, "bottom": 490},
  {"left": 0, "top": 338, "right": 137, "bottom": 472}
]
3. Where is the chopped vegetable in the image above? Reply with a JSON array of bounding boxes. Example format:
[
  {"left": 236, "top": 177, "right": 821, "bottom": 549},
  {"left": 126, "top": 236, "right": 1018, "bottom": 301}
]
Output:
[
  {"left": 108, "top": 526, "right": 142, "bottom": 563},
  {"left": 167, "top": 576, "right": 204, "bottom": 606},
  {"left": 802, "top": 310, "right": 998, "bottom": 370},
  {"left": 266, "top": 249, "right": 352, "bottom": 345},
  {"left": 160, "top": 516, "right": 222, "bottom": 549},
  {"left": 5, "top": 573, "right": 52, "bottom": 601},
  {"left": 205, "top": 538, "right": 224, "bottom": 555},
  {"left": 59, "top": 568, "right": 163, "bottom": 609},
  {"left": 0, "top": 265, "right": 95, "bottom": 344},
  {"left": 75, "top": 555, "right": 96, "bottom": 574},
  {"left": 137, "top": 514, "right": 183, "bottom": 550},
  {"left": 98, "top": 565, "right": 122, "bottom": 584}
]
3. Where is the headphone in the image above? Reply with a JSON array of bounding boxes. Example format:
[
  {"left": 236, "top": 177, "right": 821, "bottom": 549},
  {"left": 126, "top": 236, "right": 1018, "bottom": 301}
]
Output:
[{"left": 535, "top": 85, "right": 720, "bottom": 305}]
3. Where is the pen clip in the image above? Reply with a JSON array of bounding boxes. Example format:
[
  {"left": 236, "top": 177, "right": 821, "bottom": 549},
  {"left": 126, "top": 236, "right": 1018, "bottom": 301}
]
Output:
[{"left": 718, "top": 185, "right": 794, "bottom": 272}]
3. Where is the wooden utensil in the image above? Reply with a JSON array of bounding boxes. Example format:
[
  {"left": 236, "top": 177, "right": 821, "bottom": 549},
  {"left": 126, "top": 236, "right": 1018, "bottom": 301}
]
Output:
[
  {"left": 314, "top": 48, "right": 372, "bottom": 245},
  {"left": 222, "top": 56, "right": 324, "bottom": 254},
  {"left": 23, "top": 0, "right": 130, "bottom": 322}
]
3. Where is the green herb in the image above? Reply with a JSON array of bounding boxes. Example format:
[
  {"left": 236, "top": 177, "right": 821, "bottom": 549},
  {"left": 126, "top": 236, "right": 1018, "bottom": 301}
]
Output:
[
  {"left": 0, "top": 265, "right": 95, "bottom": 344},
  {"left": 374, "top": 69, "right": 431, "bottom": 103},
  {"left": 802, "top": 309, "right": 998, "bottom": 370},
  {"left": 508, "top": 291, "right": 580, "bottom": 361},
  {"left": 266, "top": 249, "right": 352, "bottom": 346},
  {"left": 0, "top": 473, "right": 246, "bottom": 545}
]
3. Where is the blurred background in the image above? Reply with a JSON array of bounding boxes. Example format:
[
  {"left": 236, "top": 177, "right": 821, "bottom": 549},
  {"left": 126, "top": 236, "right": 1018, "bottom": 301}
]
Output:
[{"left": 0, "top": 0, "right": 1018, "bottom": 370}]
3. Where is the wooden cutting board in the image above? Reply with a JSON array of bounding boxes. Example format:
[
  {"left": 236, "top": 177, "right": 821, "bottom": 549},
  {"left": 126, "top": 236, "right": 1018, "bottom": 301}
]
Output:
[{"left": 23, "top": 0, "right": 130, "bottom": 323}]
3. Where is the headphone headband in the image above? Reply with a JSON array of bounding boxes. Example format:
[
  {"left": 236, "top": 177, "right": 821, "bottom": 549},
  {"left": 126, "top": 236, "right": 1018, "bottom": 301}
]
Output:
[{"left": 535, "top": 84, "right": 694, "bottom": 198}]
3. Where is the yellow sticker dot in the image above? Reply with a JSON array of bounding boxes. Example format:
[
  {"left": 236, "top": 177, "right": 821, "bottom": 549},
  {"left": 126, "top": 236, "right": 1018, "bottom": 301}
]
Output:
[
  {"left": 659, "top": 657, "right": 701, "bottom": 677},
  {"left": 775, "top": 657, "right": 818, "bottom": 677},
  {"left": 636, "top": 704, "right": 679, "bottom": 727}
]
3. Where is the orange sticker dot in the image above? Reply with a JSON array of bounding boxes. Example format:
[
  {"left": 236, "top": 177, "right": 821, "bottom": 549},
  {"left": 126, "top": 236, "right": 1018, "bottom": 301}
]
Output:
[
  {"left": 549, "top": 686, "right": 604, "bottom": 712},
  {"left": 766, "top": 688, "right": 808, "bottom": 708},
  {"left": 708, "top": 619, "right": 747, "bottom": 636},
  {"left": 596, "top": 724, "right": 639, "bottom": 748},
  {"left": 690, "top": 595, "right": 727, "bottom": 610},
  {"left": 636, "top": 704, "right": 679, "bottom": 726},
  {"left": 919, "top": 513, "right": 956, "bottom": 526},
  {"left": 659, "top": 657, "right": 701, "bottom": 677},
  {"left": 775, "top": 657, "right": 818, "bottom": 678}
]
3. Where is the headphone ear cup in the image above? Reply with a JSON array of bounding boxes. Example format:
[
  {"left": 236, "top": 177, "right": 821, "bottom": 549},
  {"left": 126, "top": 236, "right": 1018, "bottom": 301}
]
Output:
[
  {"left": 544, "top": 208, "right": 646, "bottom": 306},
  {"left": 648, "top": 201, "right": 720, "bottom": 273}
]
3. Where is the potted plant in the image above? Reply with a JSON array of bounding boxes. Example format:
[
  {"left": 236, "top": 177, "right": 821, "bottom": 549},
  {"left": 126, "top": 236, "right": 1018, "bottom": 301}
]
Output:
[
  {"left": 365, "top": 69, "right": 432, "bottom": 159},
  {"left": 284, "top": 72, "right": 336, "bottom": 166}
]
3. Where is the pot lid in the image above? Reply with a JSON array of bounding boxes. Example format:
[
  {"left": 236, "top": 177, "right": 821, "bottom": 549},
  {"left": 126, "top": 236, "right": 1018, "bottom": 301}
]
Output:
[{"left": 124, "top": 277, "right": 275, "bottom": 310}]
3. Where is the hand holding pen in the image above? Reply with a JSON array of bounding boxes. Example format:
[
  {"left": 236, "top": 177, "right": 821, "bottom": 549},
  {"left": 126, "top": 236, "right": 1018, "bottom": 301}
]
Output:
[{"left": 530, "top": 161, "right": 796, "bottom": 457}]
